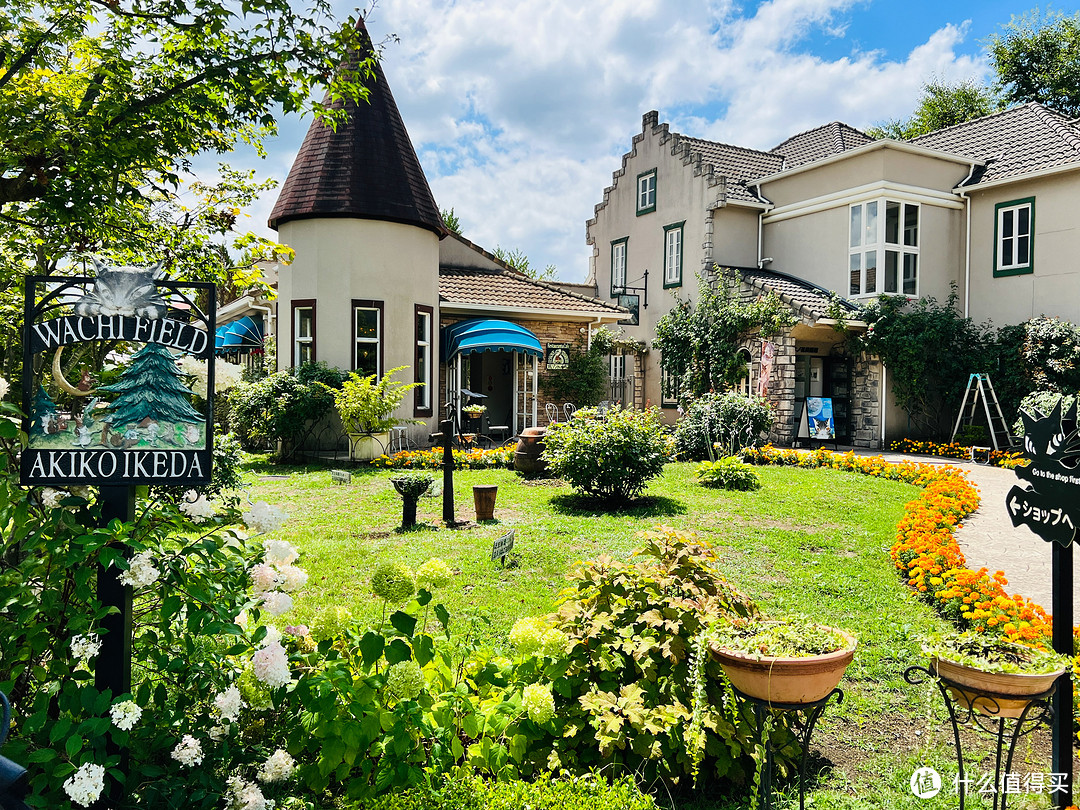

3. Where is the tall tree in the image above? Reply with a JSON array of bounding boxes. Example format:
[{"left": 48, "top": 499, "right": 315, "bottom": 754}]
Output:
[
  {"left": 869, "top": 80, "right": 997, "bottom": 140},
  {"left": 990, "top": 9, "right": 1080, "bottom": 117}
]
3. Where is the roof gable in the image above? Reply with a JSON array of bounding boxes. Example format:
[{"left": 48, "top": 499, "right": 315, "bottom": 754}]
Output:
[
  {"left": 770, "top": 122, "right": 874, "bottom": 169},
  {"left": 268, "top": 18, "right": 443, "bottom": 236}
]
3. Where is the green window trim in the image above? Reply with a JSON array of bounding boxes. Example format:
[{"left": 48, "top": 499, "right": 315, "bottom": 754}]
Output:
[
  {"left": 610, "top": 237, "right": 629, "bottom": 297},
  {"left": 993, "top": 196, "right": 1035, "bottom": 278},
  {"left": 636, "top": 169, "right": 657, "bottom": 216},
  {"left": 662, "top": 221, "right": 685, "bottom": 289}
]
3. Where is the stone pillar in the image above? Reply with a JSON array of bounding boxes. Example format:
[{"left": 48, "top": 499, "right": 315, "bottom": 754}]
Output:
[{"left": 849, "top": 353, "right": 882, "bottom": 449}]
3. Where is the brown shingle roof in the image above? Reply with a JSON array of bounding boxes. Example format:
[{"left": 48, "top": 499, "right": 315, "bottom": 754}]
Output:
[
  {"left": 439, "top": 267, "right": 625, "bottom": 315},
  {"left": 770, "top": 122, "right": 874, "bottom": 169},
  {"left": 268, "top": 19, "right": 443, "bottom": 236},
  {"left": 911, "top": 102, "right": 1080, "bottom": 187},
  {"left": 722, "top": 266, "right": 857, "bottom": 321},
  {"left": 677, "top": 137, "right": 782, "bottom": 204}
]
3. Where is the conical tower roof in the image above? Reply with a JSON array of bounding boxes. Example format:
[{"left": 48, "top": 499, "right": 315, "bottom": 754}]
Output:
[{"left": 268, "top": 19, "right": 444, "bottom": 237}]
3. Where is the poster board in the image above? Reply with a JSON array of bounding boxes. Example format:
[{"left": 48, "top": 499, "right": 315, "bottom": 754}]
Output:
[{"left": 804, "top": 397, "right": 835, "bottom": 441}]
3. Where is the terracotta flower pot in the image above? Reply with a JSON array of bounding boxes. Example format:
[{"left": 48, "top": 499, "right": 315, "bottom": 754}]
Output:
[
  {"left": 711, "top": 628, "right": 857, "bottom": 706},
  {"left": 930, "top": 656, "right": 1067, "bottom": 718},
  {"left": 473, "top": 484, "right": 498, "bottom": 521}
]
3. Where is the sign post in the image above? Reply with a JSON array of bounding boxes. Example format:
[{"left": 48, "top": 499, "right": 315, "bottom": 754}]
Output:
[
  {"left": 1006, "top": 400, "right": 1079, "bottom": 808},
  {"left": 21, "top": 263, "right": 215, "bottom": 792}
]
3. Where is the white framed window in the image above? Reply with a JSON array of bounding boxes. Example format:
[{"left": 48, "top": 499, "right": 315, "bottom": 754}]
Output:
[
  {"left": 292, "top": 301, "right": 315, "bottom": 367},
  {"left": 663, "top": 222, "right": 684, "bottom": 287},
  {"left": 636, "top": 169, "right": 656, "bottom": 215},
  {"left": 610, "top": 238, "right": 628, "bottom": 296},
  {"left": 660, "top": 360, "right": 680, "bottom": 408},
  {"left": 994, "top": 198, "right": 1034, "bottom": 276},
  {"left": 849, "top": 200, "right": 919, "bottom": 296},
  {"left": 414, "top": 305, "right": 432, "bottom": 414},
  {"left": 353, "top": 299, "right": 382, "bottom": 376}
]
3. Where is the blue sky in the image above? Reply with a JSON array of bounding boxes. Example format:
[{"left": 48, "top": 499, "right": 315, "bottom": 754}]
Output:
[{"left": 220, "top": 0, "right": 1033, "bottom": 282}]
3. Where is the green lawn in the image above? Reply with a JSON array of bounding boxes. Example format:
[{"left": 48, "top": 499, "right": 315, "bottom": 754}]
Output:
[{"left": 244, "top": 460, "right": 1059, "bottom": 809}]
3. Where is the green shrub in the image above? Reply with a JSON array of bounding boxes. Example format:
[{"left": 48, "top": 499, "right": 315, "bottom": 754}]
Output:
[
  {"left": 673, "top": 392, "right": 773, "bottom": 460},
  {"left": 150, "top": 431, "right": 247, "bottom": 505},
  {"left": 227, "top": 365, "right": 340, "bottom": 457},
  {"left": 549, "top": 526, "right": 796, "bottom": 785},
  {"left": 540, "top": 406, "right": 668, "bottom": 500},
  {"left": 952, "top": 424, "right": 988, "bottom": 447},
  {"left": 543, "top": 341, "right": 608, "bottom": 406},
  {"left": 355, "top": 773, "right": 658, "bottom": 810},
  {"left": 1013, "top": 390, "right": 1078, "bottom": 435},
  {"left": 695, "top": 456, "right": 761, "bottom": 490}
]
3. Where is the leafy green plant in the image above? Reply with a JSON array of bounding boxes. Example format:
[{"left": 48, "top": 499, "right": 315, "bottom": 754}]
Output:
[
  {"left": 1013, "top": 391, "right": 1077, "bottom": 436},
  {"left": 548, "top": 526, "right": 796, "bottom": 785},
  {"left": 542, "top": 339, "right": 609, "bottom": 407},
  {"left": 228, "top": 365, "right": 340, "bottom": 458},
  {"left": 924, "top": 633, "right": 1071, "bottom": 675},
  {"left": 540, "top": 406, "right": 668, "bottom": 501},
  {"left": 654, "top": 268, "right": 796, "bottom": 399},
  {"left": 332, "top": 365, "right": 422, "bottom": 435},
  {"left": 710, "top": 618, "right": 854, "bottom": 659},
  {"left": 695, "top": 457, "right": 761, "bottom": 491},
  {"left": 674, "top": 392, "right": 773, "bottom": 460},
  {"left": 953, "top": 424, "right": 988, "bottom": 447}
]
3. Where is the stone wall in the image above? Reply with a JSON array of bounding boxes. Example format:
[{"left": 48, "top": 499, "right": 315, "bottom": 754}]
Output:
[{"left": 849, "top": 353, "right": 882, "bottom": 449}]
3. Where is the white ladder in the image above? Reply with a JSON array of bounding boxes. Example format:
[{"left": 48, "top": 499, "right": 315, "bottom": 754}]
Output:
[{"left": 950, "top": 373, "right": 1015, "bottom": 451}]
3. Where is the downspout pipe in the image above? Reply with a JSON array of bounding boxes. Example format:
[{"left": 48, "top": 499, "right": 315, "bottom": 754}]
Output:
[
  {"left": 957, "top": 162, "right": 978, "bottom": 318},
  {"left": 752, "top": 184, "right": 775, "bottom": 268}
]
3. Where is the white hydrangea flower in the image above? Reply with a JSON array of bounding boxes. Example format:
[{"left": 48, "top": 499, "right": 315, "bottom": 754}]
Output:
[
  {"left": 69, "top": 485, "right": 94, "bottom": 500},
  {"left": 263, "top": 538, "right": 299, "bottom": 567},
  {"left": 109, "top": 700, "right": 142, "bottom": 732},
  {"left": 252, "top": 640, "right": 291, "bottom": 688},
  {"left": 256, "top": 748, "right": 296, "bottom": 783},
  {"left": 179, "top": 491, "right": 216, "bottom": 521},
  {"left": 209, "top": 722, "right": 229, "bottom": 742},
  {"left": 40, "top": 487, "right": 67, "bottom": 510},
  {"left": 234, "top": 610, "right": 250, "bottom": 630},
  {"left": 522, "top": 682, "right": 556, "bottom": 724},
  {"left": 416, "top": 557, "right": 452, "bottom": 590},
  {"left": 215, "top": 359, "right": 245, "bottom": 393},
  {"left": 249, "top": 563, "right": 281, "bottom": 594},
  {"left": 260, "top": 625, "right": 282, "bottom": 647},
  {"left": 508, "top": 616, "right": 548, "bottom": 655},
  {"left": 63, "top": 762, "right": 105, "bottom": 807},
  {"left": 70, "top": 634, "right": 101, "bottom": 663},
  {"left": 226, "top": 776, "right": 267, "bottom": 810},
  {"left": 385, "top": 660, "right": 424, "bottom": 701},
  {"left": 213, "top": 685, "right": 244, "bottom": 723},
  {"left": 276, "top": 564, "right": 308, "bottom": 592},
  {"left": 243, "top": 501, "right": 288, "bottom": 534},
  {"left": 260, "top": 591, "right": 293, "bottom": 616},
  {"left": 118, "top": 550, "right": 160, "bottom": 589},
  {"left": 170, "top": 735, "right": 204, "bottom": 767},
  {"left": 0, "top": 376, "right": 9, "bottom": 400}
]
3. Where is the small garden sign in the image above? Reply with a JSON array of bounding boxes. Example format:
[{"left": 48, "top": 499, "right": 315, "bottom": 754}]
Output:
[{"left": 491, "top": 529, "right": 515, "bottom": 563}]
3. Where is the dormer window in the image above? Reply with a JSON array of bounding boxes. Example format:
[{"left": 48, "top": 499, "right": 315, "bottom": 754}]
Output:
[{"left": 637, "top": 169, "right": 657, "bottom": 215}]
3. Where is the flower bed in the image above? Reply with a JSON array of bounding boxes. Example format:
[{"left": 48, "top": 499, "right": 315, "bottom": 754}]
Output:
[
  {"left": 889, "top": 438, "right": 1025, "bottom": 469},
  {"left": 375, "top": 445, "right": 515, "bottom": 470}
]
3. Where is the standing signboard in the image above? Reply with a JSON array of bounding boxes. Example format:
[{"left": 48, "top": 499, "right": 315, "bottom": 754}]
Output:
[
  {"left": 21, "top": 264, "right": 216, "bottom": 486},
  {"left": 1006, "top": 400, "right": 1078, "bottom": 807},
  {"left": 805, "top": 397, "right": 835, "bottom": 440}
]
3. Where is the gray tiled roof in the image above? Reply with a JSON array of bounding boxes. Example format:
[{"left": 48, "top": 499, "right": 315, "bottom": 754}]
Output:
[
  {"left": 912, "top": 102, "right": 1080, "bottom": 186},
  {"left": 770, "top": 122, "right": 874, "bottom": 169},
  {"left": 722, "top": 266, "right": 856, "bottom": 321},
  {"left": 678, "top": 137, "right": 782, "bottom": 204},
  {"left": 439, "top": 267, "right": 625, "bottom": 316}
]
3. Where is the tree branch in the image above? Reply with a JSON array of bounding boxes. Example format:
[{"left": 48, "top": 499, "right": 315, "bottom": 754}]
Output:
[{"left": 0, "top": 15, "right": 71, "bottom": 91}]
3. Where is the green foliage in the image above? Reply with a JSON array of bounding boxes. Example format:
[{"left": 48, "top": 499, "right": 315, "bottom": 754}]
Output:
[
  {"left": 710, "top": 618, "right": 853, "bottom": 658},
  {"left": 990, "top": 9, "right": 1080, "bottom": 117},
  {"left": 389, "top": 473, "right": 435, "bottom": 500},
  {"left": 332, "top": 366, "right": 423, "bottom": 436},
  {"left": 355, "top": 773, "right": 659, "bottom": 810},
  {"left": 543, "top": 341, "right": 608, "bottom": 406},
  {"left": 492, "top": 246, "right": 558, "bottom": 281},
  {"left": 867, "top": 80, "right": 997, "bottom": 139},
  {"left": 441, "top": 207, "right": 463, "bottom": 236},
  {"left": 550, "top": 526, "right": 794, "bottom": 784},
  {"left": 838, "top": 289, "right": 993, "bottom": 437},
  {"left": 1013, "top": 390, "right": 1077, "bottom": 436},
  {"left": 227, "top": 365, "right": 340, "bottom": 457},
  {"left": 953, "top": 425, "right": 988, "bottom": 447},
  {"left": 540, "top": 406, "right": 668, "bottom": 501},
  {"left": 695, "top": 457, "right": 761, "bottom": 491},
  {"left": 654, "top": 269, "right": 796, "bottom": 399},
  {"left": 151, "top": 431, "right": 247, "bottom": 506},
  {"left": 1018, "top": 317, "right": 1080, "bottom": 392},
  {"left": 673, "top": 392, "right": 773, "bottom": 460}
]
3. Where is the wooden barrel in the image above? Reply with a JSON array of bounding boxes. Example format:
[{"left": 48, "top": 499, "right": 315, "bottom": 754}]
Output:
[
  {"left": 514, "top": 427, "right": 548, "bottom": 476},
  {"left": 472, "top": 485, "right": 498, "bottom": 521}
]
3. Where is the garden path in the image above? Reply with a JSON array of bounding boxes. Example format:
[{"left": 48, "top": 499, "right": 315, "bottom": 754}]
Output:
[{"left": 850, "top": 449, "right": 1071, "bottom": 613}]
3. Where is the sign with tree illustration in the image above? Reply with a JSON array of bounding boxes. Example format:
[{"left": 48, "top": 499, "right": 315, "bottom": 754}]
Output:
[
  {"left": 21, "top": 261, "right": 215, "bottom": 485},
  {"left": 1007, "top": 399, "right": 1080, "bottom": 546}
]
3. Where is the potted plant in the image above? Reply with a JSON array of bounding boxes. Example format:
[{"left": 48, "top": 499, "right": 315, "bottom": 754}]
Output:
[
  {"left": 708, "top": 617, "right": 857, "bottom": 705},
  {"left": 923, "top": 633, "right": 1071, "bottom": 718},
  {"left": 389, "top": 472, "right": 434, "bottom": 529},
  {"left": 332, "top": 366, "right": 422, "bottom": 461},
  {"left": 461, "top": 402, "right": 486, "bottom": 430}
]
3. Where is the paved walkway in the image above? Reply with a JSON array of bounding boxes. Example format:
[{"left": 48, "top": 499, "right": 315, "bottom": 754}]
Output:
[{"left": 852, "top": 449, "right": 1071, "bottom": 612}]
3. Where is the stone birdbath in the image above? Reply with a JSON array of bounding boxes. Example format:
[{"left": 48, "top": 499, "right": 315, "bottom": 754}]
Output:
[{"left": 390, "top": 472, "right": 435, "bottom": 529}]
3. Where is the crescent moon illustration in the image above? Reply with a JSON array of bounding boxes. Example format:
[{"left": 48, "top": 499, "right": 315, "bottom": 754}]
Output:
[{"left": 52, "top": 347, "right": 97, "bottom": 397}]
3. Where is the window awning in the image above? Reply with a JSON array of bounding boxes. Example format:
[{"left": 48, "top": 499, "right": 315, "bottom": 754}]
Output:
[
  {"left": 218, "top": 315, "right": 264, "bottom": 353},
  {"left": 441, "top": 318, "right": 543, "bottom": 361}
]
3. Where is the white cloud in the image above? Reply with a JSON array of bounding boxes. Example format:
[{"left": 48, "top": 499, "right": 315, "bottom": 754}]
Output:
[{"left": 227, "top": 0, "right": 993, "bottom": 281}]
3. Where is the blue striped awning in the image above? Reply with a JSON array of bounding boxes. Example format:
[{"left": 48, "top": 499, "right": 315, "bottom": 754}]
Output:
[
  {"left": 218, "top": 315, "right": 263, "bottom": 353},
  {"left": 441, "top": 319, "right": 543, "bottom": 361}
]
